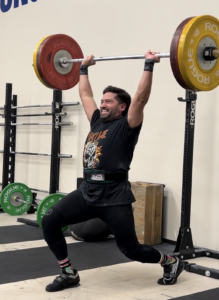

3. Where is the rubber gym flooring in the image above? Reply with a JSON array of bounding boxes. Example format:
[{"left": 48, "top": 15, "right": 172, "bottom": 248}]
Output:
[{"left": 1, "top": 212, "right": 219, "bottom": 300}]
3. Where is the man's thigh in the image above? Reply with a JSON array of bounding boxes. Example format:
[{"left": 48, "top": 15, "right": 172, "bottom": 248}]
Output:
[
  {"left": 52, "top": 189, "right": 95, "bottom": 226},
  {"left": 95, "top": 204, "right": 138, "bottom": 244}
]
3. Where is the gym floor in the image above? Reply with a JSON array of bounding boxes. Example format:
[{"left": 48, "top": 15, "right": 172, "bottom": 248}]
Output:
[{"left": 1, "top": 212, "right": 219, "bottom": 300}]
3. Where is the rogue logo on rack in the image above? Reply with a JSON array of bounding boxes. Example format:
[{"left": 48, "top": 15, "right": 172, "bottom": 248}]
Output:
[
  {"left": 190, "top": 101, "right": 196, "bottom": 126},
  {"left": 0, "top": 0, "right": 37, "bottom": 13}
]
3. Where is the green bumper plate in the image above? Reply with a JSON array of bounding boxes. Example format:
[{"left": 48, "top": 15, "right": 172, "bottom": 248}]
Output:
[
  {"left": 0, "top": 183, "right": 33, "bottom": 216},
  {"left": 37, "top": 193, "right": 68, "bottom": 232}
]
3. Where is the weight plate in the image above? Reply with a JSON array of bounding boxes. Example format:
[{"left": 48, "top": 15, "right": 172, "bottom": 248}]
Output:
[
  {"left": 33, "top": 36, "right": 53, "bottom": 88},
  {"left": 178, "top": 15, "right": 219, "bottom": 91},
  {"left": 37, "top": 193, "right": 68, "bottom": 231},
  {"left": 36, "top": 34, "right": 84, "bottom": 90},
  {"left": 170, "top": 17, "right": 195, "bottom": 90},
  {"left": 0, "top": 183, "right": 33, "bottom": 216}
]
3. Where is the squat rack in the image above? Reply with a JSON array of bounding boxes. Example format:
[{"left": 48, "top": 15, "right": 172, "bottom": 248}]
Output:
[
  {"left": 0, "top": 83, "right": 77, "bottom": 223},
  {"left": 173, "top": 90, "right": 219, "bottom": 280}
]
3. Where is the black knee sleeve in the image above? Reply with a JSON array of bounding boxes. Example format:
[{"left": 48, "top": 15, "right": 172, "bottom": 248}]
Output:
[{"left": 118, "top": 240, "right": 161, "bottom": 263}]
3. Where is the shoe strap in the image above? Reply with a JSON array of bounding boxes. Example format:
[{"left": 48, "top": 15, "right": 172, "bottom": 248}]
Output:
[
  {"left": 164, "top": 273, "right": 176, "bottom": 278},
  {"left": 56, "top": 273, "right": 68, "bottom": 282}
]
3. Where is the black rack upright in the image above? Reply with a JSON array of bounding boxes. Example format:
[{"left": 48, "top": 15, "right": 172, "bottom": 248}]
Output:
[
  {"left": 2, "top": 83, "right": 16, "bottom": 190},
  {"left": 173, "top": 90, "right": 219, "bottom": 280},
  {"left": 49, "top": 89, "right": 62, "bottom": 194}
]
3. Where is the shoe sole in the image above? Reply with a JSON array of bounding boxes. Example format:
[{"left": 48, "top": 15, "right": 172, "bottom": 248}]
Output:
[{"left": 46, "top": 282, "right": 80, "bottom": 292}]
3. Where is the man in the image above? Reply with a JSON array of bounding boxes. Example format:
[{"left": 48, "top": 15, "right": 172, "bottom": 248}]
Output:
[{"left": 42, "top": 51, "right": 185, "bottom": 292}]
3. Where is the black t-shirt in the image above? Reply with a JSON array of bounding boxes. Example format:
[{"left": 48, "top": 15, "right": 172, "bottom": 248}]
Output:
[{"left": 79, "top": 109, "right": 142, "bottom": 206}]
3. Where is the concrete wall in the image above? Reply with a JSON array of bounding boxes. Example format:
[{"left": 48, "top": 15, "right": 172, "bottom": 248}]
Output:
[{"left": 0, "top": 0, "right": 219, "bottom": 250}]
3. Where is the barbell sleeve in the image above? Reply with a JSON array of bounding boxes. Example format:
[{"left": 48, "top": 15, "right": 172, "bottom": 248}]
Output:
[
  {"left": 213, "top": 49, "right": 219, "bottom": 58},
  {"left": 62, "top": 53, "right": 170, "bottom": 64}
]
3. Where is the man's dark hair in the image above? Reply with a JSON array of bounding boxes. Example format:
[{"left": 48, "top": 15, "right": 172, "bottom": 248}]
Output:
[{"left": 103, "top": 86, "right": 131, "bottom": 116}]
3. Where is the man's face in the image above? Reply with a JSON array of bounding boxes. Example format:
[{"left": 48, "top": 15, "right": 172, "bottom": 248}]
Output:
[{"left": 100, "top": 92, "right": 126, "bottom": 122}]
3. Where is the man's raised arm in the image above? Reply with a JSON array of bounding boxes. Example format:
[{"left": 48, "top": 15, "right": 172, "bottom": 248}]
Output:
[
  {"left": 79, "top": 55, "right": 98, "bottom": 122},
  {"left": 127, "top": 51, "right": 160, "bottom": 128}
]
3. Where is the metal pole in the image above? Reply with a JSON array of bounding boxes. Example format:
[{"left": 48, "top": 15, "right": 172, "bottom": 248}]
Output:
[
  {"left": 11, "top": 112, "right": 67, "bottom": 117},
  {"left": 59, "top": 122, "right": 73, "bottom": 126},
  {"left": 56, "top": 191, "right": 68, "bottom": 195},
  {"left": 61, "top": 102, "right": 80, "bottom": 106},
  {"left": 62, "top": 53, "right": 170, "bottom": 64},
  {"left": 174, "top": 90, "right": 197, "bottom": 256},
  {"left": 14, "top": 197, "right": 38, "bottom": 208},
  {"left": 30, "top": 187, "right": 49, "bottom": 193},
  {"left": 12, "top": 105, "right": 51, "bottom": 109},
  {"left": 0, "top": 150, "right": 72, "bottom": 158},
  {"left": 10, "top": 122, "right": 52, "bottom": 125},
  {"left": 0, "top": 122, "right": 73, "bottom": 126},
  {"left": 11, "top": 102, "right": 80, "bottom": 109},
  {"left": 2, "top": 84, "right": 15, "bottom": 189}
]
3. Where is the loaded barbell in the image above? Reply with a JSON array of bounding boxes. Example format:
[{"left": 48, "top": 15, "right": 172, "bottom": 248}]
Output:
[
  {"left": 0, "top": 182, "right": 68, "bottom": 231},
  {"left": 33, "top": 15, "right": 219, "bottom": 92}
]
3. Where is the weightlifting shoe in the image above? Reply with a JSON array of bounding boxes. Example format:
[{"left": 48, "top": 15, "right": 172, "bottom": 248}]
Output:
[
  {"left": 46, "top": 269, "right": 80, "bottom": 292},
  {"left": 158, "top": 257, "right": 185, "bottom": 285}
]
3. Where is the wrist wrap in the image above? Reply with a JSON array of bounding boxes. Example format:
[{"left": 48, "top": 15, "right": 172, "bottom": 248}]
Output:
[
  {"left": 144, "top": 59, "right": 155, "bottom": 72},
  {"left": 80, "top": 65, "right": 88, "bottom": 75}
]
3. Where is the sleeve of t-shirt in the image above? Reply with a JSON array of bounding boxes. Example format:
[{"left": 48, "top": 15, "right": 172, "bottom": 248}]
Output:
[
  {"left": 124, "top": 114, "right": 143, "bottom": 134},
  {"left": 90, "top": 109, "right": 101, "bottom": 130}
]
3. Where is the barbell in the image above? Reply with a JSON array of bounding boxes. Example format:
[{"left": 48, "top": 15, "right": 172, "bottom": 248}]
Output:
[
  {"left": 0, "top": 150, "right": 72, "bottom": 158},
  {"left": 0, "top": 182, "right": 68, "bottom": 231},
  {"left": 33, "top": 15, "right": 219, "bottom": 92},
  {"left": 0, "top": 122, "right": 72, "bottom": 126}
]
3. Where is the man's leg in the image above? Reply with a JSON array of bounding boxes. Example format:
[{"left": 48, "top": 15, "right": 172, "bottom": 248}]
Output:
[
  {"left": 95, "top": 204, "right": 184, "bottom": 285},
  {"left": 42, "top": 189, "right": 94, "bottom": 292}
]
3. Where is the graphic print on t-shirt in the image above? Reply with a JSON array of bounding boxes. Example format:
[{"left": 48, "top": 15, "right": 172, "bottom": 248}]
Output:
[{"left": 83, "top": 130, "right": 108, "bottom": 169}]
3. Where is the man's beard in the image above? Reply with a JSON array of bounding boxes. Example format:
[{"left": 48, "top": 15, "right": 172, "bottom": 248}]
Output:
[{"left": 100, "top": 110, "right": 120, "bottom": 122}]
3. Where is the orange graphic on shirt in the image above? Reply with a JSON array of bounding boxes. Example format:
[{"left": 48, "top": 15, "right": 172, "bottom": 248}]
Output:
[
  {"left": 83, "top": 130, "right": 108, "bottom": 169},
  {"left": 87, "top": 130, "right": 108, "bottom": 143}
]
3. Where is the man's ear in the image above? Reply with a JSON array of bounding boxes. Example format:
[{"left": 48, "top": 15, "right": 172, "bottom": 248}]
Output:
[{"left": 121, "top": 103, "right": 127, "bottom": 112}]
